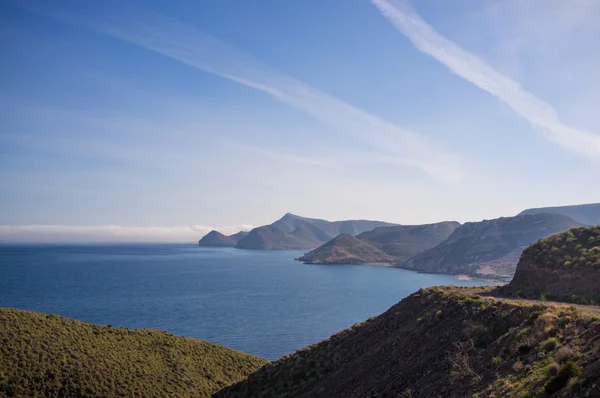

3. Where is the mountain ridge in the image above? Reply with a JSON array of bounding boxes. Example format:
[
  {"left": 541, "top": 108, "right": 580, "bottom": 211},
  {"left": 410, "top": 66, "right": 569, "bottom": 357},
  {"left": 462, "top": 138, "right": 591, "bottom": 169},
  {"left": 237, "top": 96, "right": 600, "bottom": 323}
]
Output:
[
  {"left": 518, "top": 202, "right": 600, "bottom": 225},
  {"left": 234, "top": 213, "right": 396, "bottom": 250},
  {"left": 397, "top": 213, "right": 582, "bottom": 278},
  {"left": 297, "top": 221, "right": 460, "bottom": 265}
]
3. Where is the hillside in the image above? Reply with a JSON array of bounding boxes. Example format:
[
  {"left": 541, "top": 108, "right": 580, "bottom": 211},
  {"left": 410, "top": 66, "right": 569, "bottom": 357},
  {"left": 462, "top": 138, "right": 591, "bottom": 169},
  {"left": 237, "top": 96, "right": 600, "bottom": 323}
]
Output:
[
  {"left": 235, "top": 213, "right": 395, "bottom": 250},
  {"left": 216, "top": 286, "right": 600, "bottom": 397},
  {"left": 198, "top": 230, "right": 238, "bottom": 247},
  {"left": 357, "top": 221, "right": 460, "bottom": 260},
  {"left": 296, "top": 234, "right": 395, "bottom": 265},
  {"left": 507, "top": 226, "right": 600, "bottom": 302},
  {"left": 398, "top": 213, "right": 582, "bottom": 278},
  {"left": 0, "top": 308, "right": 267, "bottom": 398},
  {"left": 519, "top": 203, "right": 600, "bottom": 226}
]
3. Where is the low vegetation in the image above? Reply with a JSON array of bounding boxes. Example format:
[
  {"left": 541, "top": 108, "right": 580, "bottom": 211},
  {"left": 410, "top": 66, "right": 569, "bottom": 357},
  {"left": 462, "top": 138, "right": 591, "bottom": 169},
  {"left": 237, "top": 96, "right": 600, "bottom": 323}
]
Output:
[
  {"left": 527, "top": 226, "right": 600, "bottom": 270},
  {"left": 0, "top": 308, "right": 267, "bottom": 397},
  {"left": 217, "top": 287, "right": 600, "bottom": 397}
]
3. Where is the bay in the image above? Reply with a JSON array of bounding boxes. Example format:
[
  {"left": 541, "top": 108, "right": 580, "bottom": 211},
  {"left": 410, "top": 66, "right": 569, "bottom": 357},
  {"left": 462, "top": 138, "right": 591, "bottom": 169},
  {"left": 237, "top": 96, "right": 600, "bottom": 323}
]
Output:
[{"left": 0, "top": 244, "right": 485, "bottom": 360}]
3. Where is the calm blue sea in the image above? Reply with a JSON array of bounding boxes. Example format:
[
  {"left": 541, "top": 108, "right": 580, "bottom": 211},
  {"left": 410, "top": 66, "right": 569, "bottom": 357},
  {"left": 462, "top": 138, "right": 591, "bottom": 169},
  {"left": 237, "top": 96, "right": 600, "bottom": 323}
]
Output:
[{"left": 0, "top": 244, "right": 485, "bottom": 360}]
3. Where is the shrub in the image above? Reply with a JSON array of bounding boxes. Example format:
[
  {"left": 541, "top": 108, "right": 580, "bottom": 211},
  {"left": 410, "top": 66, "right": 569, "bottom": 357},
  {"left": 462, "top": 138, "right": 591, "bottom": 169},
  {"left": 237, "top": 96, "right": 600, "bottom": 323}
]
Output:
[
  {"left": 512, "top": 361, "right": 524, "bottom": 373},
  {"left": 557, "top": 346, "right": 577, "bottom": 363},
  {"left": 544, "top": 361, "right": 582, "bottom": 395},
  {"left": 541, "top": 338, "right": 559, "bottom": 352},
  {"left": 492, "top": 356, "right": 502, "bottom": 368},
  {"left": 547, "top": 362, "right": 559, "bottom": 376}
]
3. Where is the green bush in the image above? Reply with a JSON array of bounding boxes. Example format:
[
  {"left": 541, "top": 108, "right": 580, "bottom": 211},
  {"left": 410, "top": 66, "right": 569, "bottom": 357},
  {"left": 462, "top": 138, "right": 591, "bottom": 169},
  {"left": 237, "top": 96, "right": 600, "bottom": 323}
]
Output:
[{"left": 541, "top": 338, "right": 559, "bottom": 352}]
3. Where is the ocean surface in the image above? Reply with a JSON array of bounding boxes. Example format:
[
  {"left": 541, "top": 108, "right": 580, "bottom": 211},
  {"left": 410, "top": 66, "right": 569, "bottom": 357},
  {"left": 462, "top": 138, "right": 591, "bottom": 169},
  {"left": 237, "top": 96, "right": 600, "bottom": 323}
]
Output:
[{"left": 0, "top": 244, "right": 486, "bottom": 360}]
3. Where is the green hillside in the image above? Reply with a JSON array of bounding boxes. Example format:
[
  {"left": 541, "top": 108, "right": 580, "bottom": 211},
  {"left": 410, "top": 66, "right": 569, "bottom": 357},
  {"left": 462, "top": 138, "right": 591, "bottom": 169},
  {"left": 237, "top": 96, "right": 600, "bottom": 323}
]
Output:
[
  {"left": 0, "top": 308, "right": 267, "bottom": 398},
  {"left": 526, "top": 226, "right": 600, "bottom": 269}
]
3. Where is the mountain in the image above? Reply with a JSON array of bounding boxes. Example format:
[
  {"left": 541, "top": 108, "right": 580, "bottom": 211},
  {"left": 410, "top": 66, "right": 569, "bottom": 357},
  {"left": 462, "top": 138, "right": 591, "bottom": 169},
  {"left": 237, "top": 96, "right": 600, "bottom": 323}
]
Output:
[
  {"left": 518, "top": 202, "right": 600, "bottom": 226},
  {"left": 297, "top": 234, "right": 395, "bottom": 265},
  {"left": 236, "top": 224, "right": 320, "bottom": 250},
  {"left": 198, "top": 230, "right": 237, "bottom": 247},
  {"left": 216, "top": 286, "right": 600, "bottom": 397},
  {"left": 296, "top": 221, "right": 460, "bottom": 265},
  {"left": 357, "top": 221, "right": 461, "bottom": 260},
  {"left": 0, "top": 308, "right": 267, "bottom": 398},
  {"left": 235, "top": 213, "right": 396, "bottom": 250},
  {"left": 397, "top": 213, "right": 582, "bottom": 277},
  {"left": 229, "top": 231, "right": 249, "bottom": 243},
  {"left": 506, "top": 225, "right": 600, "bottom": 302}
]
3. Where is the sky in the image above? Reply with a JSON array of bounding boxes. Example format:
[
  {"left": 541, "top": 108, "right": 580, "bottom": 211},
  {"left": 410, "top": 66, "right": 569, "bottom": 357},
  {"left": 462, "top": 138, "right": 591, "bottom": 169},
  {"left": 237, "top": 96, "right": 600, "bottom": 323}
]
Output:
[{"left": 1, "top": 0, "right": 599, "bottom": 243}]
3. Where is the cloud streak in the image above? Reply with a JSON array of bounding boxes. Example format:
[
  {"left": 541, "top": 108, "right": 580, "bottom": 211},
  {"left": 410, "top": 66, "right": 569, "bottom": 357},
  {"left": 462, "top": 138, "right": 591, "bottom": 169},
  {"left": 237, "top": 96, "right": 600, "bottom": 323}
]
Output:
[
  {"left": 372, "top": 0, "right": 600, "bottom": 158},
  {"left": 30, "top": 2, "right": 462, "bottom": 183},
  {"left": 0, "top": 224, "right": 255, "bottom": 243}
]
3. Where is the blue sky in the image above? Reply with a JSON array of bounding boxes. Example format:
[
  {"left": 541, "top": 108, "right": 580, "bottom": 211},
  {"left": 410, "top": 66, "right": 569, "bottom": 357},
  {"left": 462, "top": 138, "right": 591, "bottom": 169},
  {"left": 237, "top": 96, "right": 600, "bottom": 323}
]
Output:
[{"left": 1, "top": 0, "right": 599, "bottom": 242}]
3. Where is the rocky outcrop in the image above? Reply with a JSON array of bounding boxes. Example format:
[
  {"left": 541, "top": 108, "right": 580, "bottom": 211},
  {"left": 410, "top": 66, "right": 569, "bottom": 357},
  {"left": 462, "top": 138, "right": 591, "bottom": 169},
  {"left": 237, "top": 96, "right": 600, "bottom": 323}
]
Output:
[
  {"left": 508, "top": 225, "right": 600, "bottom": 300},
  {"left": 297, "top": 234, "right": 395, "bottom": 265}
]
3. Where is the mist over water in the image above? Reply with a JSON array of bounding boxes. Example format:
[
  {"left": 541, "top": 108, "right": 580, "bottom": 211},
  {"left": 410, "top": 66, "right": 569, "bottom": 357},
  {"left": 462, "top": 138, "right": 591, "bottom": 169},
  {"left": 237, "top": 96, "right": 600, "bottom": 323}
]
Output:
[{"left": 0, "top": 244, "right": 485, "bottom": 360}]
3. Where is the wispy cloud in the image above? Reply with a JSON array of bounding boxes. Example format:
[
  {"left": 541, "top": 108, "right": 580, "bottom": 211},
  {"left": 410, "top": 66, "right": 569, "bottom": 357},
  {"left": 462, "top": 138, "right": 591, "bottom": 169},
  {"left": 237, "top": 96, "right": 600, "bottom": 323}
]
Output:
[
  {"left": 0, "top": 224, "right": 255, "bottom": 243},
  {"left": 29, "top": 2, "right": 462, "bottom": 183},
  {"left": 372, "top": 0, "right": 600, "bottom": 158}
]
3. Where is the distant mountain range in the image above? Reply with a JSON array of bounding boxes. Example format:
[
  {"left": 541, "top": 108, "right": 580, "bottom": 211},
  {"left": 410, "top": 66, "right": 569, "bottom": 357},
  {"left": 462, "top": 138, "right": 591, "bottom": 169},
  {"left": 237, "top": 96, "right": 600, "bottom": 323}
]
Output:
[
  {"left": 198, "top": 203, "right": 599, "bottom": 279},
  {"left": 398, "top": 213, "right": 582, "bottom": 277},
  {"left": 198, "top": 213, "right": 396, "bottom": 250},
  {"left": 298, "top": 221, "right": 459, "bottom": 265},
  {"left": 518, "top": 202, "right": 600, "bottom": 225}
]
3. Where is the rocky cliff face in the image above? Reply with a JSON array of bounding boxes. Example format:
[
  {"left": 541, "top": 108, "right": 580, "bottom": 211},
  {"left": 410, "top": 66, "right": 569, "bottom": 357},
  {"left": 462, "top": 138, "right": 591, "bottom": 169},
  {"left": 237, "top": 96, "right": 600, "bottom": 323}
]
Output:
[{"left": 508, "top": 225, "right": 600, "bottom": 301}]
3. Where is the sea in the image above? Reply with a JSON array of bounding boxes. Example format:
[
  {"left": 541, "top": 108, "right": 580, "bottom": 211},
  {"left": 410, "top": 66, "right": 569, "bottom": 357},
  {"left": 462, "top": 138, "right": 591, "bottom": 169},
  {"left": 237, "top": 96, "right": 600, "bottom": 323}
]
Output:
[{"left": 0, "top": 244, "right": 486, "bottom": 360}]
